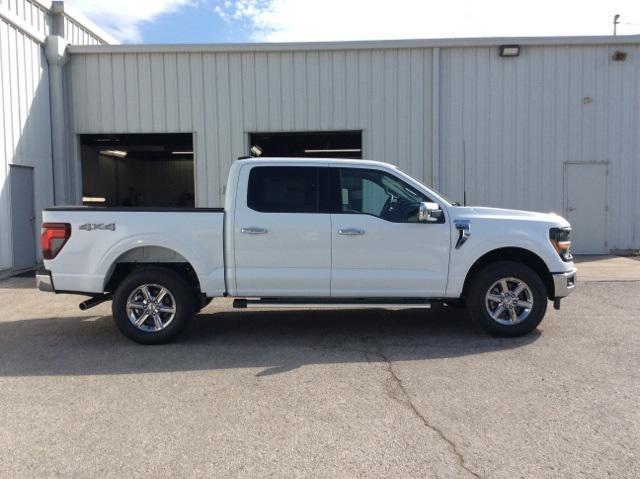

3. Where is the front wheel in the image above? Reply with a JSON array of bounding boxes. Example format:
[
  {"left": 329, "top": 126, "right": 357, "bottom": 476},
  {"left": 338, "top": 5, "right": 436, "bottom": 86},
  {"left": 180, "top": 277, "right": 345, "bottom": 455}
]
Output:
[
  {"left": 467, "top": 261, "right": 548, "bottom": 337},
  {"left": 112, "top": 267, "right": 197, "bottom": 344}
]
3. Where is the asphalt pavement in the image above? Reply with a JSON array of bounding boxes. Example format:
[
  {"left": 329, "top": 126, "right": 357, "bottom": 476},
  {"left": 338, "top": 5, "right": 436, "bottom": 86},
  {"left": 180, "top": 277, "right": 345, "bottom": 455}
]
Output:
[{"left": 0, "top": 261, "right": 638, "bottom": 478}]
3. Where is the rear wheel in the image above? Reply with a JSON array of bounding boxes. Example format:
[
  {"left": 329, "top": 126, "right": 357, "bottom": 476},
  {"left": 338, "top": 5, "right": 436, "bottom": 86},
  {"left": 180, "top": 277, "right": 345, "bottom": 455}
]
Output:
[
  {"left": 112, "top": 267, "right": 197, "bottom": 344},
  {"left": 467, "top": 261, "right": 547, "bottom": 337}
]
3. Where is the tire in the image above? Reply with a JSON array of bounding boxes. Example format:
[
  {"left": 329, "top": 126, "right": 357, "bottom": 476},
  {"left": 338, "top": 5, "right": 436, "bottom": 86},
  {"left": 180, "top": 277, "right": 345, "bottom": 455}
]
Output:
[
  {"left": 467, "top": 261, "right": 547, "bottom": 337},
  {"left": 112, "top": 266, "right": 197, "bottom": 344}
]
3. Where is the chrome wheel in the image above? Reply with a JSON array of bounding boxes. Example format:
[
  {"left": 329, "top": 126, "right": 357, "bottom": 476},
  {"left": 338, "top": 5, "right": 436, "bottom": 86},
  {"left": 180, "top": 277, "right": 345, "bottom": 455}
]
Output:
[
  {"left": 485, "top": 277, "right": 534, "bottom": 325},
  {"left": 126, "top": 284, "right": 177, "bottom": 332}
]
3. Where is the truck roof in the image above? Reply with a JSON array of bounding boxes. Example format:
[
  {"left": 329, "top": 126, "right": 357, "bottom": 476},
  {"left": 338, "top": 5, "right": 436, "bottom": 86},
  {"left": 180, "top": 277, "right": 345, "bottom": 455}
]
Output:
[{"left": 237, "top": 157, "right": 396, "bottom": 169}]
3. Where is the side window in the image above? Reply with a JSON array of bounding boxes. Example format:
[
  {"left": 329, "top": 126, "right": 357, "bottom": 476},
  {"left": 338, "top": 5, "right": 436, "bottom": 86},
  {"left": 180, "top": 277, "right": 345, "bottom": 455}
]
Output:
[
  {"left": 247, "top": 166, "right": 318, "bottom": 213},
  {"left": 338, "top": 168, "right": 429, "bottom": 223}
]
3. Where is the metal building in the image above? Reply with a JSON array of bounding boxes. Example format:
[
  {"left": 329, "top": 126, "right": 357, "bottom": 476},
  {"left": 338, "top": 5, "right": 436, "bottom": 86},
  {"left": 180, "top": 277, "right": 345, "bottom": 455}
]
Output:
[
  {"left": 66, "top": 37, "right": 640, "bottom": 256},
  {"left": 0, "top": 0, "right": 111, "bottom": 274},
  {"left": 1, "top": 1, "right": 640, "bottom": 275}
]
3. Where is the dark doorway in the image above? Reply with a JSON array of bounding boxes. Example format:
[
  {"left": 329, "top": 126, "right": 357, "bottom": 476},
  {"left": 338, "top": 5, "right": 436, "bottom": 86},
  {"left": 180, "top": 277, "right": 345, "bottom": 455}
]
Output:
[
  {"left": 249, "top": 131, "right": 362, "bottom": 159},
  {"left": 80, "top": 134, "right": 194, "bottom": 207}
]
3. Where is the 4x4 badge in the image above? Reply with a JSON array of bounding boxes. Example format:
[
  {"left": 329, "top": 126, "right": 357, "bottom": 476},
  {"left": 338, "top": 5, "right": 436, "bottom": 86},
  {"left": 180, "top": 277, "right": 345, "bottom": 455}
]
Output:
[{"left": 79, "top": 223, "right": 116, "bottom": 231}]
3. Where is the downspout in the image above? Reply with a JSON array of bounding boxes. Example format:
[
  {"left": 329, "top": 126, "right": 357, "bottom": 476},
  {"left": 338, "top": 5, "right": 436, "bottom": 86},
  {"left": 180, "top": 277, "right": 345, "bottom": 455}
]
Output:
[{"left": 45, "top": 35, "right": 70, "bottom": 205}]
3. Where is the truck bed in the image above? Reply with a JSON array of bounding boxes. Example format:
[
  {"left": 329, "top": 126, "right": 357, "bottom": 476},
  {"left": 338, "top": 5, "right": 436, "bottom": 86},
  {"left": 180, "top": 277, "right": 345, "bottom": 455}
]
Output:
[{"left": 42, "top": 207, "right": 226, "bottom": 296}]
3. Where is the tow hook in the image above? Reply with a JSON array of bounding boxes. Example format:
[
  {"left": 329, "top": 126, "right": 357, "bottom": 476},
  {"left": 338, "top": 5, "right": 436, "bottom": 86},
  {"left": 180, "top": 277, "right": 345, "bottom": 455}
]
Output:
[
  {"left": 79, "top": 293, "right": 113, "bottom": 311},
  {"left": 553, "top": 298, "right": 561, "bottom": 310}
]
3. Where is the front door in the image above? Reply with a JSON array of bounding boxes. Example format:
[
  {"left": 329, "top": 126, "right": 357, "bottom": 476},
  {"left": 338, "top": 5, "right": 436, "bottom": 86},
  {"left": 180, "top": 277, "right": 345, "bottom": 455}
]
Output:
[
  {"left": 331, "top": 167, "right": 450, "bottom": 297},
  {"left": 233, "top": 165, "right": 332, "bottom": 296},
  {"left": 566, "top": 163, "right": 608, "bottom": 254},
  {"left": 10, "top": 165, "right": 36, "bottom": 270}
]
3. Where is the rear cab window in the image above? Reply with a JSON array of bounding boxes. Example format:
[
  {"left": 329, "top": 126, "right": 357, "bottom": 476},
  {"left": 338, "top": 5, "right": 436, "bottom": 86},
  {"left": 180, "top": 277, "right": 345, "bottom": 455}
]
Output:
[{"left": 247, "top": 166, "right": 337, "bottom": 213}]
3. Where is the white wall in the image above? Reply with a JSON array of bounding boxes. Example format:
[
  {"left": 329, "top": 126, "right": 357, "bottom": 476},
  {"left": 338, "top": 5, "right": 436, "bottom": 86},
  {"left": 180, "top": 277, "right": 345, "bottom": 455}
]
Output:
[
  {"left": 0, "top": 16, "right": 53, "bottom": 270},
  {"left": 439, "top": 44, "right": 640, "bottom": 252},
  {"left": 0, "top": 0, "right": 52, "bottom": 39},
  {"left": 68, "top": 39, "right": 640, "bottom": 252},
  {"left": 69, "top": 49, "right": 434, "bottom": 207},
  {"left": 0, "top": 0, "right": 109, "bottom": 271}
]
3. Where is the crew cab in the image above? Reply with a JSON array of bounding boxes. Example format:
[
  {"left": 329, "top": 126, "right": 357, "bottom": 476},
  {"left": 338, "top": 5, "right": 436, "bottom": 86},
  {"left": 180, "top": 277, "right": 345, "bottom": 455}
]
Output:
[{"left": 37, "top": 158, "right": 576, "bottom": 344}]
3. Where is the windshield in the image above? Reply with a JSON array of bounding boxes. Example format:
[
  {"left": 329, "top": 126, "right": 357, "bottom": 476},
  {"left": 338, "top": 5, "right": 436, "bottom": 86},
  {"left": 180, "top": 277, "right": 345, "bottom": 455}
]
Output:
[
  {"left": 380, "top": 174, "right": 425, "bottom": 204},
  {"left": 391, "top": 168, "right": 458, "bottom": 206}
]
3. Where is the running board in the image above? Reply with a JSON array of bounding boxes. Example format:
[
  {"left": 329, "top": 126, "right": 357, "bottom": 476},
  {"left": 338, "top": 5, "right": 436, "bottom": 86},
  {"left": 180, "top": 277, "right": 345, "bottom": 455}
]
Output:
[{"left": 233, "top": 298, "right": 431, "bottom": 310}]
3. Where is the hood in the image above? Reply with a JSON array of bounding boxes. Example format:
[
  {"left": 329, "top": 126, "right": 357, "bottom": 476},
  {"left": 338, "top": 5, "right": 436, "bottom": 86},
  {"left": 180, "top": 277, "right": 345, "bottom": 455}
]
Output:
[{"left": 451, "top": 206, "right": 570, "bottom": 226}]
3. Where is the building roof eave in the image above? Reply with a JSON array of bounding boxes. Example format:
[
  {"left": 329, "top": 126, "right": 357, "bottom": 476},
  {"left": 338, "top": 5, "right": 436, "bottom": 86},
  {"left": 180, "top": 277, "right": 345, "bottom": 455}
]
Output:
[{"left": 67, "top": 34, "right": 640, "bottom": 55}]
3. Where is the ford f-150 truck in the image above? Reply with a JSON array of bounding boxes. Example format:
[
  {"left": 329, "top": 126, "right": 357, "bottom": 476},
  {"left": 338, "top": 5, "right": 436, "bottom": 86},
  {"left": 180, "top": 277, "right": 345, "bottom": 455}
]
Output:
[{"left": 37, "top": 157, "right": 576, "bottom": 344}]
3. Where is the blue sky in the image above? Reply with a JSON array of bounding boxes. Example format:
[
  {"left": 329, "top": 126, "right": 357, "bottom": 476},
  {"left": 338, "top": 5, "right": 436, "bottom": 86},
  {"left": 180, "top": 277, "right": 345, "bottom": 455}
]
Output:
[
  {"left": 136, "top": 3, "right": 256, "bottom": 44},
  {"left": 66, "top": 0, "right": 640, "bottom": 45}
]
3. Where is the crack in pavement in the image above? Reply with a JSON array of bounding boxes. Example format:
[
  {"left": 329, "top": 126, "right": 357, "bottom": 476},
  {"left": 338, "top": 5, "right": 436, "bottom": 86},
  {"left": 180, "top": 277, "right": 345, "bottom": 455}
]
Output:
[{"left": 364, "top": 342, "right": 482, "bottom": 479}]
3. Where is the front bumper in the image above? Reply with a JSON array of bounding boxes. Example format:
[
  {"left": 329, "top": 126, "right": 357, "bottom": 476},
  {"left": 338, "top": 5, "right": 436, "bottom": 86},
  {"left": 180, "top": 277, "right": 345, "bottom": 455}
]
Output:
[
  {"left": 552, "top": 269, "right": 577, "bottom": 298},
  {"left": 36, "top": 269, "right": 54, "bottom": 293}
]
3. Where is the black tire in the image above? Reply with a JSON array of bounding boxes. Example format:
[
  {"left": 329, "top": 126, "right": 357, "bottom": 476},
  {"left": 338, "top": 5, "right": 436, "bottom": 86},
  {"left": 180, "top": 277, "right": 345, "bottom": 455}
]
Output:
[
  {"left": 467, "top": 261, "right": 548, "bottom": 337},
  {"left": 112, "top": 267, "right": 197, "bottom": 344}
]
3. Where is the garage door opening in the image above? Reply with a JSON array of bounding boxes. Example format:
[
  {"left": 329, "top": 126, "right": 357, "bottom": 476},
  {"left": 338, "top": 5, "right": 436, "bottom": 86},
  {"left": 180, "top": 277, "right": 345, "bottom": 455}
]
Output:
[
  {"left": 249, "top": 131, "right": 362, "bottom": 158},
  {"left": 80, "top": 134, "right": 194, "bottom": 207}
]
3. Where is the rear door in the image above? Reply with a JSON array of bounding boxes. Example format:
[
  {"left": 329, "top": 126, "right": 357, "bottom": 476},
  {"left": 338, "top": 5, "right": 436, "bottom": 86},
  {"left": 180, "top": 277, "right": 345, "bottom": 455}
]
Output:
[
  {"left": 330, "top": 167, "right": 450, "bottom": 297},
  {"left": 10, "top": 165, "right": 36, "bottom": 270},
  {"left": 565, "top": 163, "right": 608, "bottom": 254},
  {"left": 233, "top": 165, "right": 332, "bottom": 296}
]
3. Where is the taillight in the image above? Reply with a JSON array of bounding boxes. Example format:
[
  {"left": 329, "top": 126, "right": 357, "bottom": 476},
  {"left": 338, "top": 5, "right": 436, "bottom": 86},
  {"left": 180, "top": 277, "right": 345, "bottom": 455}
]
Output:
[
  {"left": 41, "top": 223, "right": 71, "bottom": 260},
  {"left": 549, "top": 227, "right": 573, "bottom": 262}
]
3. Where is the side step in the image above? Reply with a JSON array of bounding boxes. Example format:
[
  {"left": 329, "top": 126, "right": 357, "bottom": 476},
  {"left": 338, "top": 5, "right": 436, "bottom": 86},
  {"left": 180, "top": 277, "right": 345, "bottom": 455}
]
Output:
[{"left": 232, "top": 298, "right": 431, "bottom": 310}]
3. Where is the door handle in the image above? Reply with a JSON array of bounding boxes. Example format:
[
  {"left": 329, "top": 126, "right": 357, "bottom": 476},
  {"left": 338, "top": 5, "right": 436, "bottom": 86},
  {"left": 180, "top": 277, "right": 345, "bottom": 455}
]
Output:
[
  {"left": 568, "top": 207, "right": 576, "bottom": 212},
  {"left": 241, "top": 227, "right": 268, "bottom": 235},
  {"left": 338, "top": 228, "right": 365, "bottom": 236}
]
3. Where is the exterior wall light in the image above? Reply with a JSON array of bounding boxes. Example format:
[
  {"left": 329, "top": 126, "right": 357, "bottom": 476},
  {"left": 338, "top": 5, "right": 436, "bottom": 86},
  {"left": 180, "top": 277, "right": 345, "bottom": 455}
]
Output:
[
  {"left": 499, "top": 45, "right": 520, "bottom": 58},
  {"left": 612, "top": 51, "right": 627, "bottom": 61}
]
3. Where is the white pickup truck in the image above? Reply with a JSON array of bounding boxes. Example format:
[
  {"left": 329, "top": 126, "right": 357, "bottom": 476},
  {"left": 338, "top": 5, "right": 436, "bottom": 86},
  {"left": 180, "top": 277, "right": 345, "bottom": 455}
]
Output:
[{"left": 37, "top": 157, "right": 576, "bottom": 344}]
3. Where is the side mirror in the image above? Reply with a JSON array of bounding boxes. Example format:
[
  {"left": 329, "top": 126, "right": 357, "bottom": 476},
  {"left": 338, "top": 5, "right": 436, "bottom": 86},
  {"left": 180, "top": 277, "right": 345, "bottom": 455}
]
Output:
[{"left": 418, "top": 202, "right": 443, "bottom": 223}]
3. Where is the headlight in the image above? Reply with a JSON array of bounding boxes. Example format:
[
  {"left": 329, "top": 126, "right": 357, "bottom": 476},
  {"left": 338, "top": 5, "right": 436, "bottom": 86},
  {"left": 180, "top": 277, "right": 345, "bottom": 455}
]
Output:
[{"left": 549, "top": 227, "right": 573, "bottom": 261}]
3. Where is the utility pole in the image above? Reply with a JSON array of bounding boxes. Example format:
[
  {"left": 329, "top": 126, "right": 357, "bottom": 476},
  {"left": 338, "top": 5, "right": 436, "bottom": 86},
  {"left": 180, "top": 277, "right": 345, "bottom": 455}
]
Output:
[{"left": 613, "top": 14, "right": 620, "bottom": 35}]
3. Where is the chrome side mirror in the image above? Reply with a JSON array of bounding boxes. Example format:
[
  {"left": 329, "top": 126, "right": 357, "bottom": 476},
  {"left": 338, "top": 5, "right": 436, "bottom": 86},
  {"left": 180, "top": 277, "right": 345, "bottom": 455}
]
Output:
[{"left": 418, "top": 202, "right": 443, "bottom": 223}]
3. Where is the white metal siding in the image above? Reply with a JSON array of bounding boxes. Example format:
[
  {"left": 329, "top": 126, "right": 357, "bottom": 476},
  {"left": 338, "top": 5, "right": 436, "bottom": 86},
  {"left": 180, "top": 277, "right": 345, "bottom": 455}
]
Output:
[
  {"left": 0, "top": 16, "right": 53, "bottom": 269},
  {"left": 0, "top": 0, "right": 110, "bottom": 272},
  {"left": 62, "top": 15, "right": 103, "bottom": 46},
  {"left": 439, "top": 44, "right": 640, "bottom": 251},
  {"left": 67, "top": 41, "right": 640, "bottom": 252},
  {"left": 0, "top": 0, "right": 51, "bottom": 39},
  {"left": 69, "top": 49, "right": 434, "bottom": 207}
]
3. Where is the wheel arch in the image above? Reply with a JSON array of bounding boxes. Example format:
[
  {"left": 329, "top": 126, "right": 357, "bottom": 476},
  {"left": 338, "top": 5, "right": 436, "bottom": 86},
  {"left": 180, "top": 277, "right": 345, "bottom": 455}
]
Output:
[
  {"left": 461, "top": 247, "right": 554, "bottom": 300},
  {"left": 104, "top": 246, "right": 202, "bottom": 294}
]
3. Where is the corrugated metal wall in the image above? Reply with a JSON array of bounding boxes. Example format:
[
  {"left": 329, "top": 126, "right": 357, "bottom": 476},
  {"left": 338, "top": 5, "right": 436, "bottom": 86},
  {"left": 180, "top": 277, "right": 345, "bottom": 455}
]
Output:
[
  {"left": 0, "top": 14, "right": 53, "bottom": 270},
  {"left": 0, "top": 0, "right": 51, "bottom": 38},
  {"left": 62, "top": 15, "right": 102, "bottom": 46},
  {"left": 439, "top": 44, "right": 640, "bottom": 251},
  {"left": 0, "top": 0, "right": 108, "bottom": 271},
  {"left": 68, "top": 41, "right": 640, "bottom": 251},
  {"left": 70, "top": 49, "right": 434, "bottom": 207}
]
